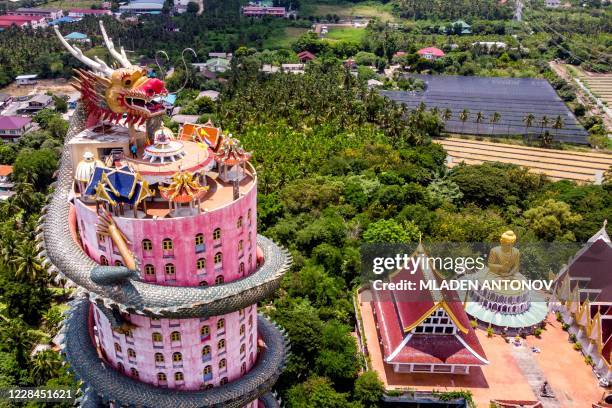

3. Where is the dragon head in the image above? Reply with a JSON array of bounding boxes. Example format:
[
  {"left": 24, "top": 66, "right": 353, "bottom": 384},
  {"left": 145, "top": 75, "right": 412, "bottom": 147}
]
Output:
[
  {"left": 55, "top": 22, "right": 168, "bottom": 126},
  {"left": 109, "top": 67, "right": 167, "bottom": 118}
]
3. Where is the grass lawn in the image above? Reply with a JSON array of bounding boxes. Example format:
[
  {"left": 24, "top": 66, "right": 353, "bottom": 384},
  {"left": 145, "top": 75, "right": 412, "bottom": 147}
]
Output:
[
  {"left": 44, "top": 0, "right": 99, "bottom": 9},
  {"left": 304, "top": 1, "right": 397, "bottom": 22},
  {"left": 264, "top": 27, "right": 310, "bottom": 49},
  {"left": 325, "top": 27, "right": 366, "bottom": 42}
]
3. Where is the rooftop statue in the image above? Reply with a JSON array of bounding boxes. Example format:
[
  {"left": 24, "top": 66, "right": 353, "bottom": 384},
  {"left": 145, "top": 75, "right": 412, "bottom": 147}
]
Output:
[{"left": 54, "top": 21, "right": 168, "bottom": 129}]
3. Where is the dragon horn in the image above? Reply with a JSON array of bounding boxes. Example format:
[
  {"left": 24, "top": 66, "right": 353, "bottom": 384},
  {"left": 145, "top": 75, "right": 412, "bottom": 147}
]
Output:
[
  {"left": 99, "top": 20, "right": 131, "bottom": 68},
  {"left": 53, "top": 26, "right": 112, "bottom": 76}
]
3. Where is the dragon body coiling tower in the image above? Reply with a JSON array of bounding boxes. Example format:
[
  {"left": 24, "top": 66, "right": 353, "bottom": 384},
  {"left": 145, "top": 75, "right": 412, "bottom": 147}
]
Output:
[{"left": 38, "top": 22, "right": 290, "bottom": 407}]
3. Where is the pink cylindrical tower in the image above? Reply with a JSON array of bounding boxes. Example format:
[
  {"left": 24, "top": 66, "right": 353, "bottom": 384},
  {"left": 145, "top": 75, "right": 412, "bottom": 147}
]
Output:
[{"left": 41, "top": 27, "right": 290, "bottom": 406}]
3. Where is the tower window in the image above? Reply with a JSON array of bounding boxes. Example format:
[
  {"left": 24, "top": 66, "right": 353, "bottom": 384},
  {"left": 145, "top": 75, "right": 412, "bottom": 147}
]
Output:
[
  {"left": 145, "top": 264, "right": 155, "bottom": 275},
  {"left": 217, "top": 319, "right": 225, "bottom": 330},
  {"left": 162, "top": 238, "right": 173, "bottom": 250},
  {"left": 217, "top": 339, "right": 225, "bottom": 350},
  {"left": 165, "top": 264, "right": 175, "bottom": 276},
  {"left": 219, "top": 358, "right": 226, "bottom": 369},
  {"left": 170, "top": 331, "right": 181, "bottom": 342},
  {"left": 100, "top": 256, "right": 108, "bottom": 266},
  {"left": 240, "top": 324, "right": 245, "bottom": 336},
  {"left": 199, "top": 280, "right": 208, "bottom": 286},
  {"left": 142, "top": 239, "right": 152, "bottom": 251},
  {"left": 114, "top": 343, "right": 121, "bottom": 353},
  {"left": 213, "top": 228, "right": 221, "bottom": 240},
  {"left": 155, "top": 353, "right": 164, "bottom": 363},
  {"left": 202, "top": 345, "right": 211, "bottom": 356},
  {"left": 172, "top": 352, "right": 182, "bottom": 362},
  {"left": 201, "top": 325, "right": 210, "bottom": 337},
  {"left": 152, "top": 332, "right": 162, "bottom": 342},
  {"left": 214, "top": 252, "right": 222, "bottom": 265},
  {"left": 157, "top": 372, "right": 167, "bottom": 381},
  {"left": 197, "top": 258, "right": 206, "bottom": 270},
  {"left": 128, "top": 348, "right": 136, "bottom": 358},
  {"left": 237, "top": 217, "right": 243, "bottom": 228},
  {"left": 203, "top": 365, "right": 211, "bottom": 375},
  {"left": 215, "top": 275, "right": 224, "bottom": 285},
  {"left": 175, "top": 372, "right": 184, "bottom": 381},
  {"left": 195, "top": 233, "right": 204, "bottom": 246}
]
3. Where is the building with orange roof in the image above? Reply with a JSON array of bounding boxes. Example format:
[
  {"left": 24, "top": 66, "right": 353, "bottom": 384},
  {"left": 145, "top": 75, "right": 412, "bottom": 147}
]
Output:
[{"left": 0, "top": 164, "right": 13, "bottom": 200}]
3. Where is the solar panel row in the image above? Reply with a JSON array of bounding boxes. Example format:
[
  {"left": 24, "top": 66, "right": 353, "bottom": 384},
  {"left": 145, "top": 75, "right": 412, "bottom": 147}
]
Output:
[{"left": 381, "top": 75, "right": 589, "bottom": 144}]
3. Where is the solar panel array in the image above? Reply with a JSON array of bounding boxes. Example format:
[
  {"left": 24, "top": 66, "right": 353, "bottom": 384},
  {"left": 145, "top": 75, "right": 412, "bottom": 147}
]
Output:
[{"left": 381, "top": 75, "right": 589, "bottom": 144}]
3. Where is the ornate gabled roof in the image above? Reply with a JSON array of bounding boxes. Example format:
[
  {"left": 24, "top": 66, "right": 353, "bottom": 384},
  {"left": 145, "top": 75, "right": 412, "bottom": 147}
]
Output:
[
  {"left": 159, "top": 170, "right": 208, "bottom": 203},
  {"left": 215, "top": 134, "right": 252, "bottom": 166},
  {"left": 84, "top": 166, "right": 153, "bottom": 206},
  {"left": 178, "top": 120, "right": 222, "bottom": 151},
  {"left": 371, "top": 247, "right": 488, "bottom": 366}
]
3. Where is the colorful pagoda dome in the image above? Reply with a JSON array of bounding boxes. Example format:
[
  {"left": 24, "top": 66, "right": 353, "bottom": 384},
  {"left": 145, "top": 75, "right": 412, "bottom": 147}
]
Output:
[
  {"left": 214, "top": 134, "right": 252, "bottom": 166},
  {"left": 75, "top": 151, "right": 103, "bottom": 183},
  {"left": 142, "top": 126, "right": 186, "bottom": 163},
  {"left": 159, "top": 170, "right": 209, "bottom": 203}
]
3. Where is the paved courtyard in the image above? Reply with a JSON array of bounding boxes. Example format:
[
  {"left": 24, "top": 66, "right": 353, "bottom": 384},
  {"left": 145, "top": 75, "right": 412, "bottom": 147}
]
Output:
[{"left": 357, "top": 289, "right": 603, "bottom": 407}]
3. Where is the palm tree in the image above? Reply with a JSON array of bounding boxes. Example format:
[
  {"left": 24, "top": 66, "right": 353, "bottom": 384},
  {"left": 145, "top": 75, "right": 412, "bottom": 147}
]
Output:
[
  {"left": 490, "top": 112, "right": 501, "bottom": 135},
  {"left": 475, "top": 111, "right": 485, "bottom": 134},
  {"left": 430, "top": 107, "right": 440, "bottom": 118},
  {"left": 459, "top": 108, "right": 470, "bottom": 133},
  {"left": 30, "top": 350, "right": 63, "bottom": 386},
  {"left": 552, "top": 115, "right": 564, "bottom": 140},
  {"left": 442, "top": 108, "right": 452, "bottom": 122},
  {"left": 10, "top": 240, "right": 43, "bottom": 283},
  {"left": 523, "top": 113, "right": 535, "bottom": 140},
  {"left": 539, "top": 115, "right": 550, "bottom": 136}
]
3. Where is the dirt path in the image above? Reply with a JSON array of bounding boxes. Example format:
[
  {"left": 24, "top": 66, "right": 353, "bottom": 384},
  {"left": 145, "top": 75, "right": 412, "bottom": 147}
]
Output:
[{"left": 549, "top": 61, "right": 612, "bottom": 130}]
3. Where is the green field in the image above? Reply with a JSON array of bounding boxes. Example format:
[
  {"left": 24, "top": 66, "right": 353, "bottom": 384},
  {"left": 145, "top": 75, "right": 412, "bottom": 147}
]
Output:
[
  {"left": 303, "top": 1, "right": 397, "bottom": 22},
  {"left": 43, "top": 0, "right": 99, "bottom": 9},
  {"left": 325, "top": 27, "right": 366, "bottom": 42},
  {"left": 263, "top": 27, "right": 310, "bottom": 49}
]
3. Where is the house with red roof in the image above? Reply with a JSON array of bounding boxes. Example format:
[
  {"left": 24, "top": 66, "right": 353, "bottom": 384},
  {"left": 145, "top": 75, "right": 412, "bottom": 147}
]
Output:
[
  {"left": 369, "top": 244, "right": 488, "bottom": 375},
  {"left": 0, "top": 116, "right": 33, "bottom": 142},
  {"left": 297, "top": 51, "right": 316, "bottom": 63},
  {"left": 552, "top": 221, "right": 612, "bottom": 382},
  {"left": 0, "top": 14, "right": 47, "bottom": 29},
  {"left": 417, "top": 47, "right": 445, "bottom": 60}
]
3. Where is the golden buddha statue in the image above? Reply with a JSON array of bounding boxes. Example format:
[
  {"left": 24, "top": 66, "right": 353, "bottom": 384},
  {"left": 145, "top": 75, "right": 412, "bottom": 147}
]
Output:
[{"left": 487, "top": 230, "right": 522, "bottom": 280}]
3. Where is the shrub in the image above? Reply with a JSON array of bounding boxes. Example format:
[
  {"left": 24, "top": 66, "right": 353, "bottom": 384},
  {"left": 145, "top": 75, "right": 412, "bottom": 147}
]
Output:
[
  {"left": 534, "top": 328, "right": 543, "bottom": 338},
  {"left": 569, "top": 333, "right": 577, "bottom": 342},
  {"left": 470, "top": 320, "right": 478, "bottom": 329},
  {"left": 573, "top": 342, "right": 582, "bottom": 351},
  {"left": 562, "top": 323, "right": 570, "bottom": 331},
  {"left": 486, "top": 327, "right": 494, "bottom": 338}
]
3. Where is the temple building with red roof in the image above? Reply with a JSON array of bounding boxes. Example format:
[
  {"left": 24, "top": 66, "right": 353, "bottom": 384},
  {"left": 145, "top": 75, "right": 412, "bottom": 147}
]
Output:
[
  {"left": 370, "top": 244, "right": 488, "bottom": 375},
  {"left": 552, "top": 221, "right": 612, "bottom": 382}
]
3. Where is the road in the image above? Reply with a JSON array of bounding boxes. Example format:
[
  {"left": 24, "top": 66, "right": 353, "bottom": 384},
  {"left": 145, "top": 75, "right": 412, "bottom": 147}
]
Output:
[{"left": 549, "top": 61, "right": 612, "bottom": 131}]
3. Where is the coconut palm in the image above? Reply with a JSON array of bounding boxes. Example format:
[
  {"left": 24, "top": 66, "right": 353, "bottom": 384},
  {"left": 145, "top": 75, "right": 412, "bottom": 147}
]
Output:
[
  {"left": 539, "top": 115, "right": 550, "bottom": 136},
  {"left": 10, "top": 240, "right": 43, "bottom": 283},
  {"left": 552, "top": 115, "right": 564, "bottom": 140},
  {"left": 475, "top": 111, "right": 485, "bottom": 134},
  {"left": 459, "top": 108, "right": 470, "bottom": 133},
  {"left": 523, "top": 113, "right": 535, "bottom": 140},
  {"left": 442, "top": 108, "right": 452, "bottom": 122},
  {"left": 430, "top": 107, "right": 440, "bottom": 118},
  {"left": 30, "top": 350, "right": 63, "bottom": 386},
  {"left": 490, "top": 112, "right": 501, "bottom": 135}
]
